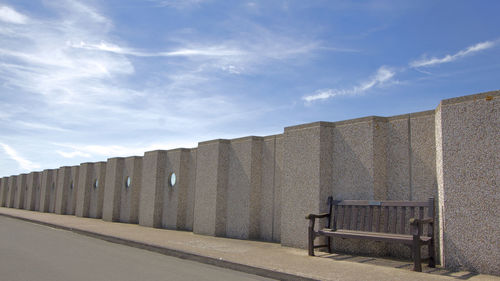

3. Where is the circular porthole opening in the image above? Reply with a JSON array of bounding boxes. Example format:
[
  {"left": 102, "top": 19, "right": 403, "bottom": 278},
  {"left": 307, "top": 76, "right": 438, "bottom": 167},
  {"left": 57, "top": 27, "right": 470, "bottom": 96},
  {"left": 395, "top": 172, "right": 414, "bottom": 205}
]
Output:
[
  {"left": 169, "top": 172, "right": 176, "bottom": 187},
  {"left": 125, "top": 176, "right": 131, "bottom": 189},
  {"left": 93, "top": 179, "right": 99, "bottom": 189}
]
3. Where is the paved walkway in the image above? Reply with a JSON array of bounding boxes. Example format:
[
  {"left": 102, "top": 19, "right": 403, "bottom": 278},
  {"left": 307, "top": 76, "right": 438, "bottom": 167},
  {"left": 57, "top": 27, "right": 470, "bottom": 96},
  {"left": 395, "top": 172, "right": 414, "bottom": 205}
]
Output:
[{"left": 0, "top": 207, "right": 497, "bottom": 281}]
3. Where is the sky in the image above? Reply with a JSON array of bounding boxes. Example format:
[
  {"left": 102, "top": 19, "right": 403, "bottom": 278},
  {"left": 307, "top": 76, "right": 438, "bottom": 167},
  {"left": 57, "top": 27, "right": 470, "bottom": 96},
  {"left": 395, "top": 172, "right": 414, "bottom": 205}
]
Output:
[{"left": 1, "top": 0, "right": 499, "bottom": 177}]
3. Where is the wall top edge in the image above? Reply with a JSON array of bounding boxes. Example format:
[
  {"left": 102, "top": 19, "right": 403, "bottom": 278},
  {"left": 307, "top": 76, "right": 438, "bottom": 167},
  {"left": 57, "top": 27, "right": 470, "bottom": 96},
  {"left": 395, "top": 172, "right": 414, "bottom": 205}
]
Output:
[
  {"left": 144, "top": 148, "right": 193, "bottom": 155},
  {"left": 263, "top": 133, "right": 284, "bottom": 140},
  {"left": 387, "top": 110, "right": 435, "bottom": 121},
  {"left": 198, "top": 139, "right": 231, "bottom": 146},
  {"left": 230, "top": 136, "right": 265, "bottom": 143},
  {"left": 125, "top": 155, "right": 143, "bottom": 160},
  {"left": 440, "top": 90, "right": 500, "bottom": 106},
  {"left": 284, "top": 121, "right": 336, "bottom": 131}
]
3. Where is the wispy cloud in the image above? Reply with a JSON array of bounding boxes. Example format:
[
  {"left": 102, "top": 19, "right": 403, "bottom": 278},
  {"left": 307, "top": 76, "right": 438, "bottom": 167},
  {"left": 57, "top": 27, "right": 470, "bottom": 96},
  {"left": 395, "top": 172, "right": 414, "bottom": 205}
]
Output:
[
  {"left": 0, "top": 5, "right": 28, "bottom": 24},
  {"left": 149, "top": 0, "right": 208, "bottom": 9},
  {"left": 0, "top": 143, "right": 40, "bottom": 170},
  {"left": 303, "top": 66, "right": 395, "bottom": 102},
  {"left": 410, "top": 41, "right": 496, "bottom": 68},
  {"left": 56, "top": 150, "right": 91, "bottom": 158}
]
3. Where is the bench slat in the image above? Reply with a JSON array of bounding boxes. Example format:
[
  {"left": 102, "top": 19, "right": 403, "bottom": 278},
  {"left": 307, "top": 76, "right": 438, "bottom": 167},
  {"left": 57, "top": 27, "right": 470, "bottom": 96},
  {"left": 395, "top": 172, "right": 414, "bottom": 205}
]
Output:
[
  {"left": 338, "top": 206, "right": 345, "bottom": 229},
  {"left": 367, "top": 206, "right": 373, "bottom": 232},
  {"left": 383, "top": 206, "right": 389, "bottom": 233},
  {"left": 352, "top": 206, "right": 358, "bottom": 230},
  {"left": 392, "top": 206, "right": 398, "bottom": 233},
  {"left": 318, "top": 229, "right": 432, "bottom": 244},
  {"left": 335, "top": 200, "right": 430, "bottom": 207},
  {"left": 375, "top": 206, "right": 381, "bottom": 232},
  {"left": 400, "top": 206, "right": 406, "bottom": 234}
]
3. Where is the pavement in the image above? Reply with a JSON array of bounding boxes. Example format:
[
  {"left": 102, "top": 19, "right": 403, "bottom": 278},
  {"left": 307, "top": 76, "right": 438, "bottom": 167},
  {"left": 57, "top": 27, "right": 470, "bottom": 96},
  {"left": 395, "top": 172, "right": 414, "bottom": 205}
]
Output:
[{"left": 1, "top": 207, "right": 498, "bottom": 281}]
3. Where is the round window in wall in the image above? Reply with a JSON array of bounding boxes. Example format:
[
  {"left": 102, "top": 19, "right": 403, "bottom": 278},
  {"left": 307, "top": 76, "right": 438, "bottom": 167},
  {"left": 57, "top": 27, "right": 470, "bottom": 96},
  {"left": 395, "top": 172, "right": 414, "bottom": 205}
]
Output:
[
  {"left": 169, "top": 172, "right": 176, "bottom": 187},
  {"left": 125, "top": 176, "right": 131, "bottom": 189},
  {"left": 93, "top": 179, "right": 99, "bottom": 189}
]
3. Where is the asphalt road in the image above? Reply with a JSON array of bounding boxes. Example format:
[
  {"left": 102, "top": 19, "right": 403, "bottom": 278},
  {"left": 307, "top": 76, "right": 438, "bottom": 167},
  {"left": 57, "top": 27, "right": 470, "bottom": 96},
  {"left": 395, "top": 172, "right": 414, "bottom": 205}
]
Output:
[{"left": 0, "top": 216, "right": 274, "bottom": 281}]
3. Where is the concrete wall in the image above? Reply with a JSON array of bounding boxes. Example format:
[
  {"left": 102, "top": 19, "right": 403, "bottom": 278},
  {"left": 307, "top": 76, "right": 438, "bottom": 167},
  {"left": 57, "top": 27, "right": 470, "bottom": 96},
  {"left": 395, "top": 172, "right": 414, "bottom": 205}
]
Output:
[
  {"left": 103, "top": 156, "right": 142, "bottom": 223},
  {"left": 0, "top": 177, "right": 7, "bottom": 207},
  {"left": 25, "top": 172, "right": 41, "bottom": 211},
  {"left": 14, "top": 174, "right": 27, "bottom": 209},
  {"left": 75, "top": 162, "right": 106, "bottom": 218},
  {"left": 6, "top": 175, "right": 17, "bottom": 208},
  {"left": 40, "top": 169, "right": 57, "bottom": 213},
  {"left": 1, "top": 90, "right": 498, "bottom": 276},
  {"left": 436, "top": 91, "right": 499, "bottom": 275}
]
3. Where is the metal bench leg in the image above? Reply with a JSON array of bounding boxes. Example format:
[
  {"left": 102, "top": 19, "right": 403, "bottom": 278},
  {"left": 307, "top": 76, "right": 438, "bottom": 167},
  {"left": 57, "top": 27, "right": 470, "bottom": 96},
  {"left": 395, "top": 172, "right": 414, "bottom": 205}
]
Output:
[
  {"left": 412, "top": 237, "right": 422, "bottom": 272},
  {"left": 428, "top": 239, "right": 436, "bottom": 268},
  {"left": 308, "top": 225, "right": 315, "bottom": 256}
]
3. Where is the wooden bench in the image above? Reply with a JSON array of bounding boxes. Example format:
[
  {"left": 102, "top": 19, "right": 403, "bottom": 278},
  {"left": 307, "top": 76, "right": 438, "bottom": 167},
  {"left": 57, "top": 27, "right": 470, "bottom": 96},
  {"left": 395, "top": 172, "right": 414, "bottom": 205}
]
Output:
[{"left": 306, "top": 197, "right": 436, "bottom": 272}]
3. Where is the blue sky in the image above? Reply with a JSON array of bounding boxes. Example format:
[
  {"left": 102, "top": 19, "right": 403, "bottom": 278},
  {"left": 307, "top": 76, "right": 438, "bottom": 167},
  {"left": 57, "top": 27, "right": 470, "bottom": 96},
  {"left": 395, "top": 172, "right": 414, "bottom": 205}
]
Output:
[{"left": 1, "top": 0, "right": 499, "bottom": 177}]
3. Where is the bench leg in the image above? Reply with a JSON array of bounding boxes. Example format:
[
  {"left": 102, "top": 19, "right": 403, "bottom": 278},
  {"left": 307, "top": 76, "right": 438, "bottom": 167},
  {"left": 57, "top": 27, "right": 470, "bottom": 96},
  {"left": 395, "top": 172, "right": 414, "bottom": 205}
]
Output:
[
  {"left": 327, "top": 236, "right": 332, "bottom": 253},
  {"left": 308, "top": 225, "right": 315, "bottom": 256},
  {"left": 412, "top": 237, "right": 422, "bottom": 272},
  {"left": 428, "top": 239, "right": 436, "bottom": 268}
]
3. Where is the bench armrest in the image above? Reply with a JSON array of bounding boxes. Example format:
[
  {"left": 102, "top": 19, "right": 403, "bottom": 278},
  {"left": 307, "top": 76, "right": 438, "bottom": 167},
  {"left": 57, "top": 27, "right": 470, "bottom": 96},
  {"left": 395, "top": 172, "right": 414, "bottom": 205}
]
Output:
[
  {"left": 305, "top": 213, "right": 330, "bottom": 220},
  {"left": 409, "top": 218, "right": 434, "bottom": 225}
]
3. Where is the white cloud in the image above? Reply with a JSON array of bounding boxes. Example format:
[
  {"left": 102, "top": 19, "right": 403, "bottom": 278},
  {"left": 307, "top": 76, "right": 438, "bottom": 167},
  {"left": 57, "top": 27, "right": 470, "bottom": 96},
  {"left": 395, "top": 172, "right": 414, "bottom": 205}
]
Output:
[
  {"left": 151, "top": 0, "right": 208, "bottom": 9},
  {"left": 303, "top": 66, "right": 395, "bottom": 102},
  {"left": 0, "top": 6, "right": 28, "bottom": 24},
  {"left": 56, "top": 150, "right": 91, "bottom": 158},
  {"left": 0, "top": 143, "right": 40, "bottom": 171},
  {"left": 410, "top": 41, "right": 496, "bottom": 68}
]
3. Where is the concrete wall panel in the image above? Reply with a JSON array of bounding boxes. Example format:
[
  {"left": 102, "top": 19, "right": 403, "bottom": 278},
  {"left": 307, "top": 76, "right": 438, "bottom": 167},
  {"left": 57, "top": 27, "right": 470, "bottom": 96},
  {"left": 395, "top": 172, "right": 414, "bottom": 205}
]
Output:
[
  {"left": 184, "top": 149, "right": 197, "bottom": 231},
  {"left": 25, "top": 172, "right": 41, "bottom": 211},
  {"left": 14, "top": 174, "right": 27, "bottom": 209},
  {"left": 437, "top": 91, "right": 500, "bottom": 275},
  {"left": 193, "top": 140, "right": 229, "bottom": 236},
  {"left": 0, "top": 177, "right": 6, "bottom": 207},
  {"left": 120, "top": 157, "right": 142, "bottom": 223},
  {"left": 225, "top": 137, "right": 263, "bottom": 240},
  {"left": 139, "top": 151, "right": 166, "bottom": 228},
  {"left": 260, "top": 136, "right": 276, "bottom": 241},
  {"left": 76, "top": 162, "right": 106, "bottom": 218},
  {"left": 40, "top": 170, "right": 57, "bottom": 213},
  {"left": 103, "top": 157, "right": 125, "bottom": 222},
  {"left": 6, "top": 176, "right": 17, "bottom": 208},
  {"left": 281, "top": 123, "right": 334, "bottom": 248}
]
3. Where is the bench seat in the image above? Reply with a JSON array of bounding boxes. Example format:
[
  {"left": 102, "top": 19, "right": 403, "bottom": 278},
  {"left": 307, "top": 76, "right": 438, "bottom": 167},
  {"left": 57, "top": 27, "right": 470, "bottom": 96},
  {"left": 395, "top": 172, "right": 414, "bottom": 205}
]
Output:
[{"left": 318, "top": 229, "right": 432, "bottom": 244}]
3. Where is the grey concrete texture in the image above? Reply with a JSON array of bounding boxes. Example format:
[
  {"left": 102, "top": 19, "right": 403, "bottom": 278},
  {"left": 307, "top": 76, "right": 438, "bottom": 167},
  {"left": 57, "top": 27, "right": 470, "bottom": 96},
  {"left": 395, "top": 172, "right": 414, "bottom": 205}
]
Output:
[
  {"left": 0, "top": 177, "right": 6, "bottom": 207},
  {"left": 281, "top": 122, "right": 335, "bottom": 248},
  {"left": 161, "top": 149, "right": 191, "bottom": 230},
  {"left": 225, "top": 137, "right": 263, "bottom": 240},
  {"left": 76, "top": 162, "right": 106, "bottom": 218},
  {"left": 193, "top": 140, "right": 230, "bottom": 236},
  {"left": 25, "top": 172, "right": 41, "bottom": 211},
  {"left": 39, "top": 169, "right": 57, "bottom": 213},
  {"left": 14, "top": 174, "right": 27, "bottom": 209},
  {"left": 139, "top": 150, "right": 167, "bottom": 228},
  {"left": 436, "top": 91, "right": 500, "bottom": 275},
  {"left": 2, "top": 207, "right": 498, "bottom": 281},
  {"left": 6, "top": 175, "right": 18, "bottom": 208},
  {"left": 103, "top": 157, "right": 142, "bottom": 223}
]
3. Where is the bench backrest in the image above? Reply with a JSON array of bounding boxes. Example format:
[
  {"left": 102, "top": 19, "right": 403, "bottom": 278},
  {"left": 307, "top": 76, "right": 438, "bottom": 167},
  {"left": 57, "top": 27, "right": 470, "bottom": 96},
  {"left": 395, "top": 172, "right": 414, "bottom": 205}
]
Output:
[{"left": 327, "top": 197, "right": 434, "bottom": 235}]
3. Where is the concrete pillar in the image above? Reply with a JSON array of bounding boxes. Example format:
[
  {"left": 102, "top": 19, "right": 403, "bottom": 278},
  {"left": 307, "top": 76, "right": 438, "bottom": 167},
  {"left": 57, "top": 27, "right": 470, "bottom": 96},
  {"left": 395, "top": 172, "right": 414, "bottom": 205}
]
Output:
[
  {"left": 225, "top": 137, "right": 263, "bottom": 240},
  {"left": 7, "top": 175, "right": 18, "bottom": 208},
  {"left": 76, "top": 162, "right": 106, "bottom": 218},
  {"left": 280, "top": 122, "right": 335, "bottom": 248},
  {"left": 436, "top": 91, "right": 499, "bottom": 275},
  {"left": 259, "top": 135, "right": 283, "bottom": 242},
  {"left": 193, "top": 139, "right": 229, "bottom": 236},
  {"left": 14, "top": 173, "right": 27, "bottom": 209},
  {"left": 0, "top": 177, "right": 6, "bottom": 207},
  {"left": 103, "top": 157, "right": 125, "bottom": 222},
  {"left": 55, "top": 166, "right": 79, "bottom": 215},
  {"left": 161, "top": 149, "right": 192, "bottom": 230},
  {"left": 40, "top": 169, "right": 57, "bottom": 213},
  {"left": 103, "top": 156, "right": 142, "bottom": 223},
  {"left": 139, "top": 151, "right": 166, "bottom": 228},
  {"left": 26, "top": 172, "right": 41, "bottom": 211}
]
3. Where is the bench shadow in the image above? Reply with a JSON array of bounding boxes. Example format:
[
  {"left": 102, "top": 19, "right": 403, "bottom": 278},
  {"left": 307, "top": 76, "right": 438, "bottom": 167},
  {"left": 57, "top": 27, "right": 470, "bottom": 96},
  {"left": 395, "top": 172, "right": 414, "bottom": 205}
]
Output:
[{"left": 316, "top": 252, "right": 479, "bottom": 280}]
